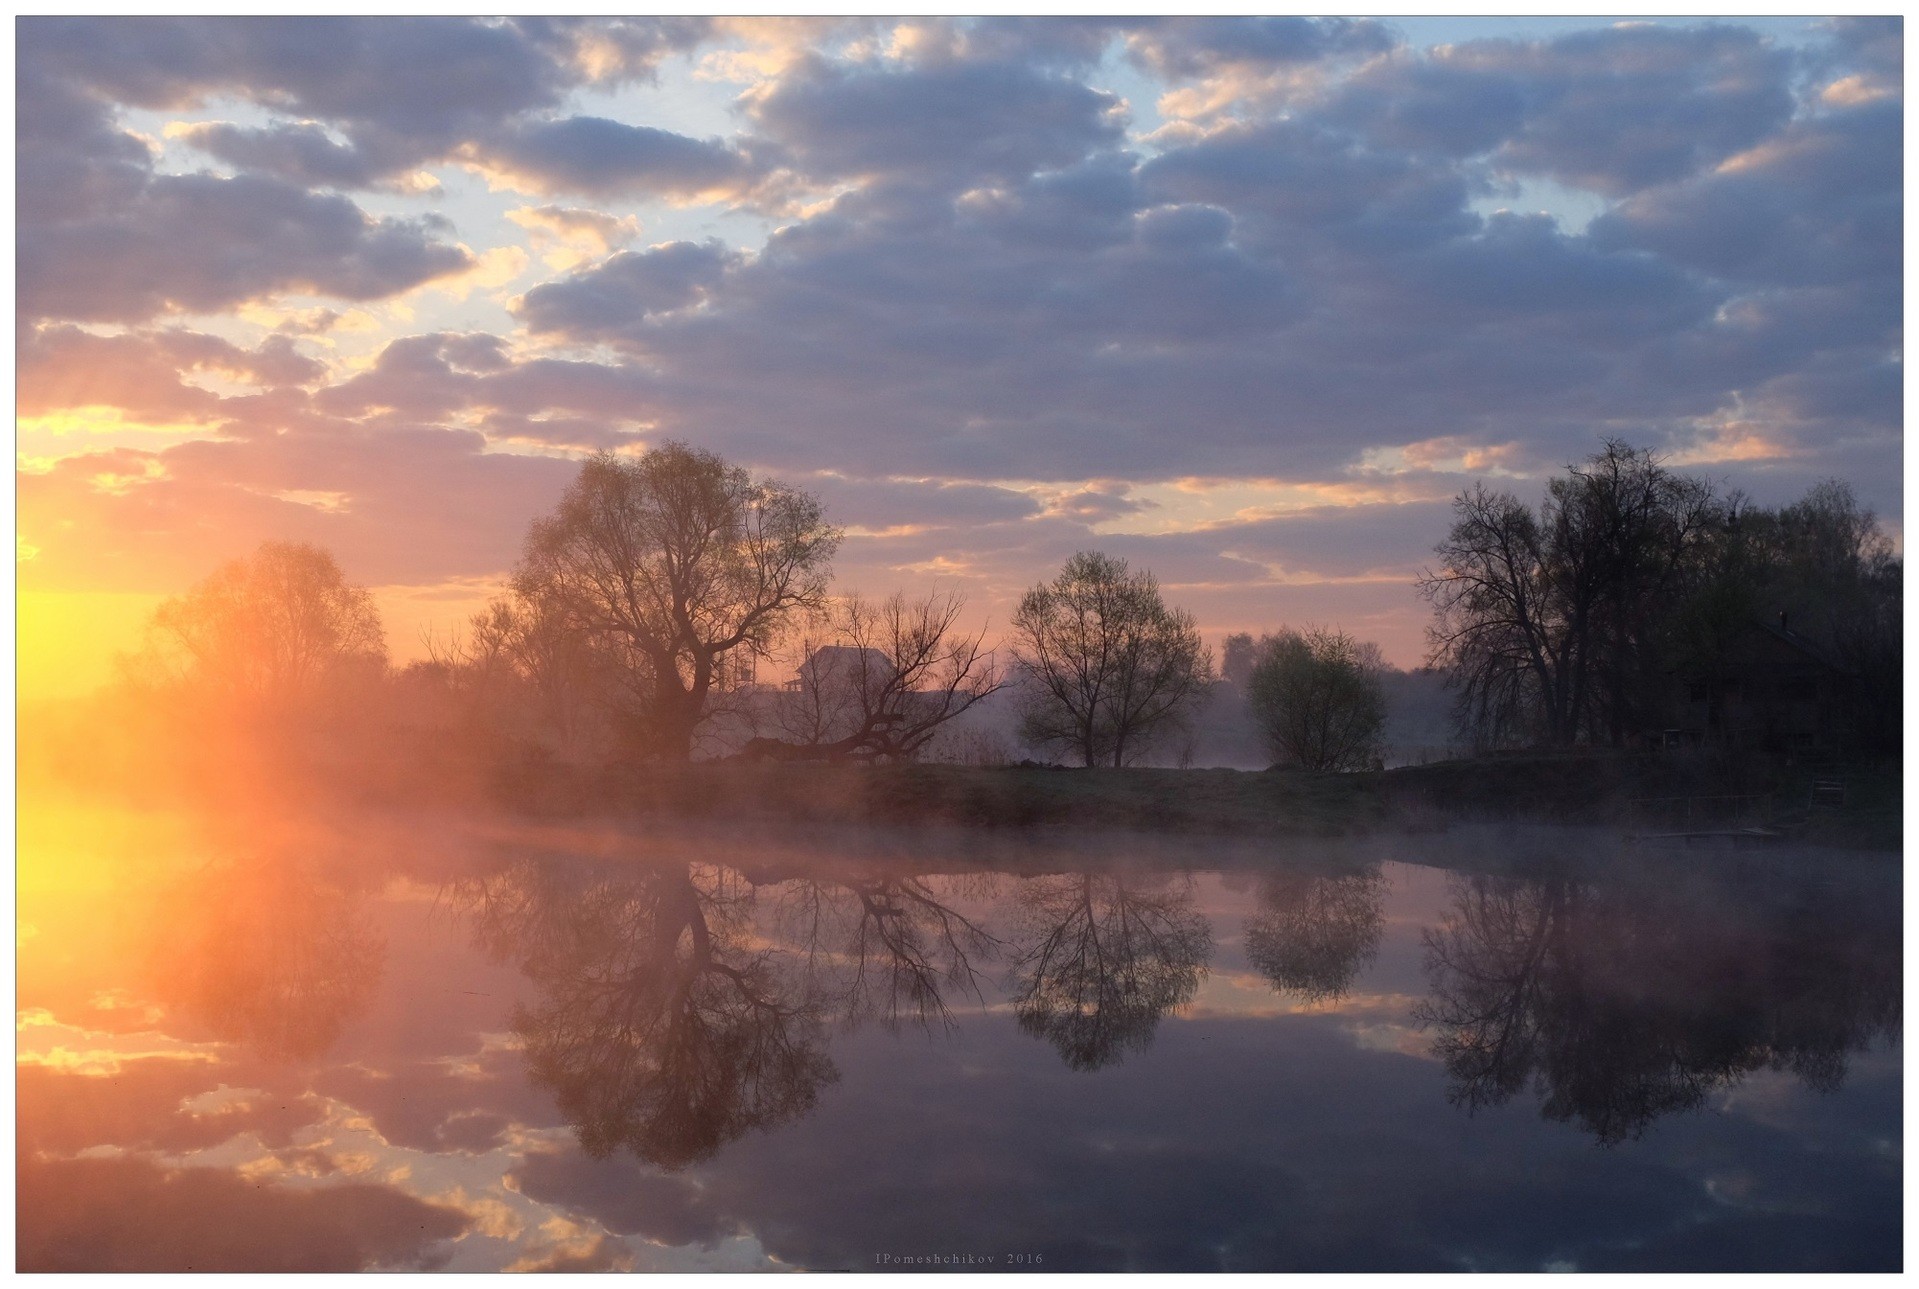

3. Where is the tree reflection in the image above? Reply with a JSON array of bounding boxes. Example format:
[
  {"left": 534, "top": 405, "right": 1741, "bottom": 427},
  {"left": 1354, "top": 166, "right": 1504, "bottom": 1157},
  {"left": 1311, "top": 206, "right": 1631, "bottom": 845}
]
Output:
[
  {"left": 455, "top": 858, "right": 836, "bottom": 1170},
  {"left": 1243, "top": 868, "right": 1387, "bottom": 1003},
  {"left": 147, "top": 856, "right": 384, "bottom": 1063},
  {"left": 1006, "top": 874, "right": 1211, "bottom": 1071},
  {"left": 1418, "top": 870, "right": 1902, "bottom": 1144},
  {"left": 775, "top": 874, "right": 999, "bottom": 1032}
]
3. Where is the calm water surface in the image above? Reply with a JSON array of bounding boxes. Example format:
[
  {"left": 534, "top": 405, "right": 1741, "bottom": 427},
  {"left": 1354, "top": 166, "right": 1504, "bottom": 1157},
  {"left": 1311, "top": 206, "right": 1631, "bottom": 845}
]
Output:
[{"left": 17, "top": 805, "right": 1902, "bottom": 1272}]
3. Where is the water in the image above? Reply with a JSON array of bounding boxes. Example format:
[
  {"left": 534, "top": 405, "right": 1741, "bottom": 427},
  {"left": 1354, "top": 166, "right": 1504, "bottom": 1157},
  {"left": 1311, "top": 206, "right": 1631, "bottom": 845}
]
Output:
[{"left": 17, "top": 805, "right": 1902, "bottom": 1272}]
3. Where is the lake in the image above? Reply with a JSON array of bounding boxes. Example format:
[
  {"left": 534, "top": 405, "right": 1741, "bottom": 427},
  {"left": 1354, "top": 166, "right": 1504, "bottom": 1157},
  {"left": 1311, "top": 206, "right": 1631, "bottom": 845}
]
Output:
[{"left": 17, "top": 802, "right": 1902, "bottom": 1272}]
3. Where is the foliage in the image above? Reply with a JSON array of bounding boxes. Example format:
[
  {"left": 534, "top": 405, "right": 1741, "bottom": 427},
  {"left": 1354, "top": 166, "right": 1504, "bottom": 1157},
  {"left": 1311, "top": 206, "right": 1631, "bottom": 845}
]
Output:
[
  {"left": 1670, "top": 480, "right": 1902, "bottom": 753},
  {"left": 124, "top": 540, "right": 386, "bottom": 714},
  {"left": 515, "top": 442, "right": 840, "bottom": 760},
  {"left": 1010, "top": 551, "right": 1214, "bottom": 767},
  {"left": 1245, "top": 627, "right": 1388, "bottom": 771}
]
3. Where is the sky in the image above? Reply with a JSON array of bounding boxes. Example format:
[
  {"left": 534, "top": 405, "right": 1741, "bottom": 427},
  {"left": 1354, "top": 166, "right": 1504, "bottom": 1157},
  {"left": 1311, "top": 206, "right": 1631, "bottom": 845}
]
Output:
[{"left": 15, "top": 16, "right": 1904, "bottom": 694}]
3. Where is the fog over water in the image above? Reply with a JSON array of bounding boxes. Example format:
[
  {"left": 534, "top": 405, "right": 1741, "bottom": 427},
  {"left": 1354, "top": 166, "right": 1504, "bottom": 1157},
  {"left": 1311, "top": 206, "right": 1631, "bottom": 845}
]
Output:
[{"left": 18, "top": 805, "right": 1900, "bottom": 1272}]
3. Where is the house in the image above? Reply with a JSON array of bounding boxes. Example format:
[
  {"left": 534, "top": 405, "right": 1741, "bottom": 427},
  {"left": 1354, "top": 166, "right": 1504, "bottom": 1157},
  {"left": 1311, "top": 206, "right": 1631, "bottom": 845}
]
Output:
[
  {"left": 1670, "top": 613, "right": 1853, "bottom": 754},
  {"left": 791, "top": 645, "right": 896, "bottom": 696}
]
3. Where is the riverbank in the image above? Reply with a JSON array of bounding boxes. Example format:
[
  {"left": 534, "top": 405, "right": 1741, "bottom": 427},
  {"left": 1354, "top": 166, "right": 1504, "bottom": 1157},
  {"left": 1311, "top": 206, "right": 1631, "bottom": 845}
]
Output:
[{"left": 477, "top": 750, "right": 1900, "bottom": 852}]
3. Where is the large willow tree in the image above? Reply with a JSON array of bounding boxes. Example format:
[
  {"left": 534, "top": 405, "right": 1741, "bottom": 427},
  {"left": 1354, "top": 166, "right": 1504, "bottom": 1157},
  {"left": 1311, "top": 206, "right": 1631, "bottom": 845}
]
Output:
[{"left": 516, "top": 442, "right": 840, "bottom": 760}]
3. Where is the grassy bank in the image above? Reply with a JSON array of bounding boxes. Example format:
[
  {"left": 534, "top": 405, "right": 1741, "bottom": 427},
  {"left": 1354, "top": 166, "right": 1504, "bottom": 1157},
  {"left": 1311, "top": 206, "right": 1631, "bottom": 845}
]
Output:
[{"left": 478, "top": 750, "right": 1900, "bottom": 850}]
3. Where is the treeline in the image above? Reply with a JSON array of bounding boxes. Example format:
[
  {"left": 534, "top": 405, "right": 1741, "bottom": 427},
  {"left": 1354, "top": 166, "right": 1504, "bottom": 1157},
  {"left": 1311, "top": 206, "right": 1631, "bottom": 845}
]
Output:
[
  {"left": 74, "top": 446, "right": 1228, "bottom": 783},
  {"left": 61, "top": 437, "right": 1898, "bottom": 798},
  {"left": 1420, "top": 440, "right": 1901, "bottom": 755}
]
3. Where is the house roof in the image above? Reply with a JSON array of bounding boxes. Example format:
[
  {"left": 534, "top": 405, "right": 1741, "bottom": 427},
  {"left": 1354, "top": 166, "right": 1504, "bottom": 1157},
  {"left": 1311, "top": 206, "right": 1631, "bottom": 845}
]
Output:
[
  {"left": 799, "top": 645, "right": 897, "bottom": 681},
  {"left": 1750, "top": 617, "right": 1849, "bottom": 675}
]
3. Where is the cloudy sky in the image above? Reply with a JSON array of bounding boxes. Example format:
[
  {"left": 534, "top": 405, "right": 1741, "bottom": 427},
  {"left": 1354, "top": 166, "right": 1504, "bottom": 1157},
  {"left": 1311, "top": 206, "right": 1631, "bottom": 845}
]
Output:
[{"left": 17, "top": 16, "right": 1903, "bottom": 691}]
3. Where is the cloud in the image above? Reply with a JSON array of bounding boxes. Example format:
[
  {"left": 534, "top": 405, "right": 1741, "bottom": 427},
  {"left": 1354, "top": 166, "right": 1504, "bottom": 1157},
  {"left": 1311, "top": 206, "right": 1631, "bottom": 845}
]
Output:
[
  {"left": 468, "top": 117, "right": 756, "bottom": 200},
  {"left": 21, "top": 17, "right": 711, "bottom": 185},
  {"left": 516, "top": 240, "right": 739, "bottom": 339},
  {"left": 744, "top": 50, "right": 1127, "bottom": 186},
  {"left": 17, "top": 70, "right": 475, "bottom": 325},
  {"left": 20, "top": 325, "right": 326, "bottom": 422},
  {"left": 1326, "top": 24, "right": 1795, "bottom": 195},
  {"left": 1125, "top": 17, "right": 1397, "bottom": 119},
  {"left": 507, "top": 205, "right": 644, "bottom": 270},
  {"left": 172, "top": 121, "right": 392, "bottom": 190},
  {"left": 15, "top": 16, "right": 1903, "bottom": 654},
  {"left": 1588, "top": 101, "right": 1900, "bottom": 289},
  {"left": 17, "top": 422, "right": 578, "bottom": 592},
  {"left": 1128, "top": 17, "right": 1396, "bottom": 83}
]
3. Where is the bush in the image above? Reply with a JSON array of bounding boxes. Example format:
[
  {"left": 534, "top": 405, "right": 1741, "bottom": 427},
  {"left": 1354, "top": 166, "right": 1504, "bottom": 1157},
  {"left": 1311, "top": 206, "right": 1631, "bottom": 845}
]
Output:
[{"left": 1247, "top": 628, "right": 1387, "bottom": 772}]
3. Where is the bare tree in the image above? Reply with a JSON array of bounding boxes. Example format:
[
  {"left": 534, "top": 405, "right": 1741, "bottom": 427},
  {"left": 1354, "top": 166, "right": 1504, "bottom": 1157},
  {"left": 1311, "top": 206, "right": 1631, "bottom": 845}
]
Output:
[
  {"left": 759, "top": 591, "right": 1002, "bottom": 761},
  {"left": 1010, "top": 551, "right": 1214, "bottom": 766},
  {"left": 516, "top": 443, "right": 840, "bottom": 760},
  {"left": 1246, "top": 627, "right": 1388, "bottom": 771}
]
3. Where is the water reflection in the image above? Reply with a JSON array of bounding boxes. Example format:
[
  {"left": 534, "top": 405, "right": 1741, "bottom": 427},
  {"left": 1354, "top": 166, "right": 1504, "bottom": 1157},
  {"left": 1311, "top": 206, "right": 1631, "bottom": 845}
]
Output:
[
  {"left": 1005, "top": 874, "right": 1211, "bottom": 1071},
  {"left": 25, "top": 810, "right": 1896, "bottom": 1271},
  {"left": 144, "top": 852, "right": 385, "bottom": 1063},
  {"left": 1243, "top": 868, "right": 1387, "bottom": 1003},
  {"left": 457, "top": 857, "right": 836, "bottom": 1169},
  {"left": 772, "top": 875, "right": 998, "bottom": 1032},
  {"left": 1418, "top": 868, "right": 1902, "bottom": 1144}
]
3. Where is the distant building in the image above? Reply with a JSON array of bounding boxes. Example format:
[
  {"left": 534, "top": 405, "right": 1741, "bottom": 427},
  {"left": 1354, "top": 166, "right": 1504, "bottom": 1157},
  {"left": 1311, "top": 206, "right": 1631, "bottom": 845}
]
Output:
[
  {"left": 1669, "top": 614, "right": 1853, "bottom": 754},
  {"left": 792, "top": 645, "right": 896, "bottom": 695}
]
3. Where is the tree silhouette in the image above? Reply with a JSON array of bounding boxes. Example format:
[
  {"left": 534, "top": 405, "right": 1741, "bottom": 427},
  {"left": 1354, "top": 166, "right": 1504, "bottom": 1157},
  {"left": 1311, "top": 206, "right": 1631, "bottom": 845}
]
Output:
[
  {"left": 1011, "top": 552, "right": 1213, "bottom": 766},
  {"left": 125, "top": 541, "right": 385, "bottom": 711},
  {"left": 1246, "top": 629, "right": 1388, "bottom": 771},
  {"left": 1006, "top": 873, "right": 1211, "bottom": 1070}
]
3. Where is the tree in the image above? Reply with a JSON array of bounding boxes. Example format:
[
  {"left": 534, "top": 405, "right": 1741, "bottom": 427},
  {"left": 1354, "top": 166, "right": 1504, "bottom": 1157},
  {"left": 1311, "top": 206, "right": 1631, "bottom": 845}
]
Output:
[
  {"left": 760, "top": 591, "right": 1002, "bottom": 761},
  {"left": 1751, "top": 481, "right": 1901, "bottom": 753},
  {"left": 428, "top": 584, "right": 607, "bottom": 752},
  {"left": 129, "top": 540, "right": 385, "bottom": 710},
  {"left": 1220, "top": 632, "right": 1261, "bottom": 689},
  {"left": 1245, "top": 627, "right": 1388, "bottom": 771},
  {"left": 515, "top": 443, "right": 840, "bottom": 761},
  {"left": 1418, "top": 441, "right": 1719, "bottom": 748},
  {"left": 1010, "top": 551, "right": 1214, "bottom": 767}
]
